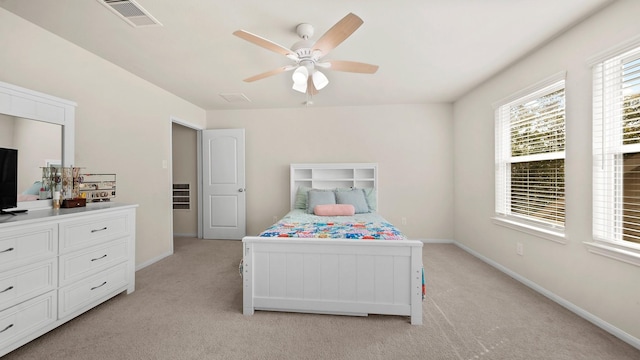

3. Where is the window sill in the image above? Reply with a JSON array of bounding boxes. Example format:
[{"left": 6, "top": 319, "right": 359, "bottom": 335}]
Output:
[
  {"left": 492, "top": 216, "right": 567, "bottom": 244},
  {"left": 583, "top": 240, "right": 640, "bottom": 267}
]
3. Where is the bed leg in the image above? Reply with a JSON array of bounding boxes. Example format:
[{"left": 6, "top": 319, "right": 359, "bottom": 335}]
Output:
[
  {"left": 243, "top": 243, "right": 254, "bottom": 316},
  {"left": 410, "top": 290, "right": 423, "bottom": 325},
  {"left": 411, "top": 312, "right": 422, "bottom": 325},
  {"left": 410, "top": 247, "right": 423, "bottom": 325}
]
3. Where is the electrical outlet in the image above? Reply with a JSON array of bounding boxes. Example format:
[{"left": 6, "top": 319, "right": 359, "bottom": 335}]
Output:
[
  {"left": 401, "top": 217, "right": 407, "bottom": 225},
  {"left": 272, "top": 216, "right": 278, "bottom": 223},
  {"left": 516, "top": 242, "right": 524, "bottom": 256}
]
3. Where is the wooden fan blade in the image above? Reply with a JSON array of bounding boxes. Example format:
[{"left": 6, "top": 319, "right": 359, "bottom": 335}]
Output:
[
  {"left": 307, "top": 75, "right": 319, "bottom": 95},
  {"left": 233, "top": 30, "right": 295, "bottom": 57},
  {"left": 325, "top": 60, "right": 379, "bottom": 74},
  {"left": 243, "top": 66, "right": 295, "bottom": 82},
  {"left": 312, "top": 13, "right": 363, "bottom": 57}
]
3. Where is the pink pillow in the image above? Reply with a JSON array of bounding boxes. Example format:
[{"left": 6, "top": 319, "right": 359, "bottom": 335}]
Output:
[{"left": 314, "top": 204, "right": 355, "bottom": 216}]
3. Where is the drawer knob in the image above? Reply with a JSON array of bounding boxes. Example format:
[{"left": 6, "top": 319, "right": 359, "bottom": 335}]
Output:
[
  {"left": 0, "top": 286, "right": 14, "bottom": 294},
  {"left": 0, "top": 247, "right": 14, "bottom": 253},
  {"left": 91, "top": 254, "right": 107, "bottom": 262},
  {"left": 0, "top": 324, "right": 13, "bottom": 333},
  {"left": 90, "top": 281, "right": 107, "bottom": 291},
  {"left": 91, "top": 227, "right": 108, "bottom": 233}
]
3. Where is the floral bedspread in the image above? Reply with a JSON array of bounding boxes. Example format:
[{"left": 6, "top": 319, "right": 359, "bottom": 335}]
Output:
[{"left": 259, "top": 221, "right": 406, "bottom": 240}]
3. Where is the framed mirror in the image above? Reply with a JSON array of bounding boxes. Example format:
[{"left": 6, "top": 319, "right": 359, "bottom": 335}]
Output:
[{"left": 0, "top": 81, "right": 76, "bottom": 210}]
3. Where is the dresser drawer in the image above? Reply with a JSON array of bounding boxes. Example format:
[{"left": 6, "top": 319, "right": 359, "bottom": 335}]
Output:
[
  {"left": 0, "top": 259, "right": 56, "bottom": 312},
  {"left": 58, "top": 262, "right": 128, "bottom": 319},
  {"left": 0, "top": 224, "right": 57, "bottom": 272},
  {"left": 0, "top": 291, "right": 56, "bottom": 350},
  {"left": 59, "top": 213, "right": 131, "bottom": 253},
  {"left": 58, "top": 240, "right": 127, "bottom": 286}
]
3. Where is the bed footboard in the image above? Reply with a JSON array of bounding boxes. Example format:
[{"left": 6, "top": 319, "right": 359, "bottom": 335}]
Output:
[{"left": 242, "top": 237, "right": 423, "bottom": 325}]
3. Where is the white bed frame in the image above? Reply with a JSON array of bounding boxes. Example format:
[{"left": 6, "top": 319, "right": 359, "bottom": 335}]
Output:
[{"left": 242, "top": 163, "right": 423, "bottom": 325}]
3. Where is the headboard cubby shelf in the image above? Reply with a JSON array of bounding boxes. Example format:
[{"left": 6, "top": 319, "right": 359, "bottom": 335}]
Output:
[{"left": 290, "top": 163, "right": 378, "bottom": 210}]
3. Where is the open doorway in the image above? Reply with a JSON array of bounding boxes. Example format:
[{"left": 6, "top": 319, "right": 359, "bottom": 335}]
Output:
[{"left": 171, "top": 122, "right": 198, "bottom": 239}]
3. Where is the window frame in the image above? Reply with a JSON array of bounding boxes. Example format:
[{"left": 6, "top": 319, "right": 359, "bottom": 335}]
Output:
[
  {"left": 493, "top": 72, "right": 567, "bottom": 244},
  {"left": 588, "top": 43, "right": 640, "bottom": 266}
]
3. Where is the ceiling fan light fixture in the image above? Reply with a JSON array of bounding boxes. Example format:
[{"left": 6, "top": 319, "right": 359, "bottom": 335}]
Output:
[
  {"left": 234, "top": 13, "right": 377, "bottom": 96},
  {"left": 292, "top": 81, "right": 307, "bottom": 93},
  {"left": 312, "top": 70, "right": 329, "bottom": 90},
  {"left": 292, "top": 66, "right": 308, "bottom": 84}
]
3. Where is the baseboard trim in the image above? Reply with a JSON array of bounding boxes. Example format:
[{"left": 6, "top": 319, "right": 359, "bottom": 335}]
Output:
[
  {"left": 135, "top": 250, "right": 173, "bottom": 271},
  {"left": 419, "top": 239, "right": 454, "bottom": 244},
  {"left": 453, "top": 241, "right": 640, "bottom": 351},
  {"left": 173, "top": 233, "right": 197, "bottom": 238}
]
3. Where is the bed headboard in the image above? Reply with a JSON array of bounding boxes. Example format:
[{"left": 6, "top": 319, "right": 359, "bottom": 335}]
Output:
[{"left": 290, "top": 163, "right": 378, "bottom": 210}]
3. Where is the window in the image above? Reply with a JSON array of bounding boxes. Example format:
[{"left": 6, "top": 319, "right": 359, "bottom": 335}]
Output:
[
  {"left": 494, "top": 75, "right": 566, "bottom": 239},
  {"left": 591, "top": 44, "right": 640, "bottom": 265}
]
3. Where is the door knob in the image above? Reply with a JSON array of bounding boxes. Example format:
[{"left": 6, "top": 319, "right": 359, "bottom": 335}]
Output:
[{"left": 238, "top": 188, "right": 245, "bottom": 192}]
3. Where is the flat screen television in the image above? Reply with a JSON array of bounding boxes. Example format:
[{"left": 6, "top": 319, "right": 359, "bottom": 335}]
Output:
[{"left": 0, "top": 147, "right": 18, "bottom": 214}]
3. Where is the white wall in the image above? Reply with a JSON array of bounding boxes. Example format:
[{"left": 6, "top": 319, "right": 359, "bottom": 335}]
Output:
[
  {"left": 454, "top": 0, "right": 640, "bottom": 343},
  {"left": 207, "top": 104, "right": 454, "bottom": 240},
  {"left": 0, "top": 8, "right": 207, "bottom": 266}
]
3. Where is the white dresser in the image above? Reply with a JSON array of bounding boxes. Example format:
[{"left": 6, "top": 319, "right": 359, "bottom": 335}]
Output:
[{"left": 0, "top": 203, "right": 136, "bottom": 357}]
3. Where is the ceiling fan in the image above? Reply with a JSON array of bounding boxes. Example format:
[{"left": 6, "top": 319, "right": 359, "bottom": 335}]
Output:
[{"left": 233, "top": 13, "right": 379, "bottom": 96}]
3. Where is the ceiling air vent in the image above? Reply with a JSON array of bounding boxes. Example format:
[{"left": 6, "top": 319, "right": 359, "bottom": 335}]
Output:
[
  {"left": 98, "top": 0, "right": 162, "bottom": 27},
  {"left": 219, "top": 93, "right": 252, "bottom": 103}
]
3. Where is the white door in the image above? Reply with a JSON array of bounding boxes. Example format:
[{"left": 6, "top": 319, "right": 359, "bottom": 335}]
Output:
[{"left": 201, "top": 129, "right": 246, "bottom": 240}]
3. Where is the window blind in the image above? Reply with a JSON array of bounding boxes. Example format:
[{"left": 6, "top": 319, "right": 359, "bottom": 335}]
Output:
[
  {"left": 496, "top": 80, "right": 566, "bottom": 227},
  {"left": 593, "top": 46, "right": 640, "bottom": 244}
]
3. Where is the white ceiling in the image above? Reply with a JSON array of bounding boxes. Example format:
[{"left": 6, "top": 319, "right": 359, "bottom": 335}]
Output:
[{"left": 0, "top": 0, "right": 614, "bottom": 110}]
